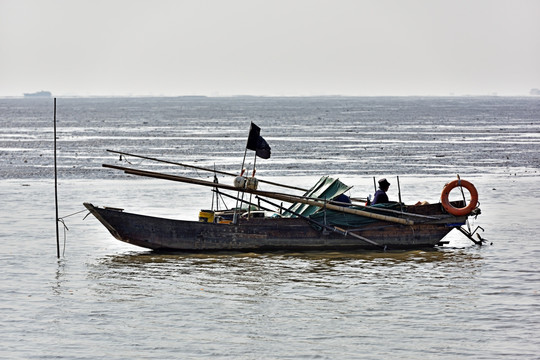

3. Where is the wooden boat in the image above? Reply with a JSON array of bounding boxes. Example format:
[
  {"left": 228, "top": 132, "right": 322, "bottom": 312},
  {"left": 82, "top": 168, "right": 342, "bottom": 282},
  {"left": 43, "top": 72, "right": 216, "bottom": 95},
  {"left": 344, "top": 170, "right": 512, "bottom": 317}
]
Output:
[
  {"left": 84, "top": 164, "right": 485, "bottom": 251},
  {"left": 84, "top": 124, "right": 485, "bottom": 251},
  {"left": 84, "top": 200, "right": 476, "bottom": 251}
]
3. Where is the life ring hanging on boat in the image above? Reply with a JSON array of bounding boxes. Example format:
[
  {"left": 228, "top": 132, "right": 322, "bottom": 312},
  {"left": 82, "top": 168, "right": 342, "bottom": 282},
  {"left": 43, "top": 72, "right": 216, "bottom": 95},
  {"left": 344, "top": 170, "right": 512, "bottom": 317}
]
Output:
[{"left": 441, "top": 179, "right": 478, "bottom": 216}]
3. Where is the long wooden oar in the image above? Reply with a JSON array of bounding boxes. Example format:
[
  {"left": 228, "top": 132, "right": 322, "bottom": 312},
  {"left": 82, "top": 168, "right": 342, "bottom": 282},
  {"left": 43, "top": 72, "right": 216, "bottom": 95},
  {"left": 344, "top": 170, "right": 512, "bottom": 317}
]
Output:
[
  {"left": 107, "top": 149, "right": 306, "bottom": 192},
  {"left": 102, "top": 164, "right": 414, "bottom": 225}
]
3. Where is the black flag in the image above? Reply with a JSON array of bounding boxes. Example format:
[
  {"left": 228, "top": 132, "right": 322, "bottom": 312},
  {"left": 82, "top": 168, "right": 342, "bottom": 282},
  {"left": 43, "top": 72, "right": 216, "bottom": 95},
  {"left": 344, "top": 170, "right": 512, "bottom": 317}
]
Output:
[
  {"left": 255, "top": 136, "right": 271, "bottom": 159},
  {"left": 246, "top": 122, "right": 261, "bottom": 151},
  {"left": 246, "top": 122, "right": 271, "bottom": 159}
]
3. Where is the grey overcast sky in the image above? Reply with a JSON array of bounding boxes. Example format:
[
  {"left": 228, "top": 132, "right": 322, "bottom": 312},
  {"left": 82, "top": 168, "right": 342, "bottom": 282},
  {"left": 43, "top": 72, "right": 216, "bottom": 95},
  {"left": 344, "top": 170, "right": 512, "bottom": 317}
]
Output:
[{"left": 1, "top": 0, "right": 539, "bottom": 97}]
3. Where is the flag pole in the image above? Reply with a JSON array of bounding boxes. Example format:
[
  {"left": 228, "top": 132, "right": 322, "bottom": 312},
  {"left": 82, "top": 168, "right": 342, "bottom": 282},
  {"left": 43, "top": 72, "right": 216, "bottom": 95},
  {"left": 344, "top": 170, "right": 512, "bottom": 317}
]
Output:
[
  {"left": 252, "top": 152, "right": 257, "bottom": 178},
  {"left": 234, "top": 123, "right": 253, "bottom": 223},
  {"left": 248, "top": 151, "right": 258, "bottom": 216},
  {"left": 239, "top": 122, "right": 254, "bottom": 176}
]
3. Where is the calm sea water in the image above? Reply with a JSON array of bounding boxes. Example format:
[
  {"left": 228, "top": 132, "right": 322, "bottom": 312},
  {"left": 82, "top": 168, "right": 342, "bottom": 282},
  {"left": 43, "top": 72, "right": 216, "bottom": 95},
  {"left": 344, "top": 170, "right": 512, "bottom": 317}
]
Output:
[{"left": 1, "top": 97, "right": 539, "bottom": 359}]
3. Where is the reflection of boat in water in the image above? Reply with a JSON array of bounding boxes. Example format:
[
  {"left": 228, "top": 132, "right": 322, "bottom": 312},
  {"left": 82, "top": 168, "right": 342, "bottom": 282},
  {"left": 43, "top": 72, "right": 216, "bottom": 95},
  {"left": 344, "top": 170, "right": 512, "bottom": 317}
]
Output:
[
  {"left": 84, "top": 123, "right": 486, "bottom": 252},
  {"left": 98, "top": 247, "right": 483, "bottom": 264},
  {"left": 94, "top": 248, "right": 484, "bottom": 273},
  {"left": 24, "top": 91, "right": 52, "bottom": 98}
]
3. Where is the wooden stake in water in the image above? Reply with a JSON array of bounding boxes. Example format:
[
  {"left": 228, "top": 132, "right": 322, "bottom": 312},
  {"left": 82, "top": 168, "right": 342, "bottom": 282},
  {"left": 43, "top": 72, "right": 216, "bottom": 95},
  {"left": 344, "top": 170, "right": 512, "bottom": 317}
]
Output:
[{"left": 54, "top": 98, "right": 60, "bottom": 258}]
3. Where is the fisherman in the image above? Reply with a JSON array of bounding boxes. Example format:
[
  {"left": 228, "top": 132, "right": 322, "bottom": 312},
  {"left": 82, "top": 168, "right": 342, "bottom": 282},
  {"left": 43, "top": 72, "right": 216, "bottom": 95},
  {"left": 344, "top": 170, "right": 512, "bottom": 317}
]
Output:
[{"left": 372, "top": 178, "right": 391, "bottom": 205}]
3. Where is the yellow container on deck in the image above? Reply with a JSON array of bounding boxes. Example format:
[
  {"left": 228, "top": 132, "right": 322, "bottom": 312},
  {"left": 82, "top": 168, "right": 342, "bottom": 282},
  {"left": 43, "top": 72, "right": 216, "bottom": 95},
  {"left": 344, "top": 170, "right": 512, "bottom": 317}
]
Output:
[{"left": 199, "top": 210, "right": 215, "bottom": 223}]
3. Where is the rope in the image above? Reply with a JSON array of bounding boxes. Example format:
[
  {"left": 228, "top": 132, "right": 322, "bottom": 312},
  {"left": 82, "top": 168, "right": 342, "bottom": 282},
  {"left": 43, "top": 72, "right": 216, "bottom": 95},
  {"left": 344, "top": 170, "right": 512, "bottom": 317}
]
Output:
[
  {"left": 58, "top": 208, "right": 88, "bottom": 220},
  {"left": 457, "top": 174, "right": 467, "bottom": 204},
  {"left": 56, "top": 208, "right": 91, "bottom": 257},
  {"left": 57, "top": 218, "right": 68, "bottom": 257}
]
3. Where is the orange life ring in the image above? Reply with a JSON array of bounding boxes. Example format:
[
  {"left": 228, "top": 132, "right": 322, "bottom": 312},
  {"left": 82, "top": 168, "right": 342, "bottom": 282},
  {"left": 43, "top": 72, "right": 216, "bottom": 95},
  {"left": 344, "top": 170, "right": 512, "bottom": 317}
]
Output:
[{"left": 441, "top": 179, "right": 478, "bottom": 216}]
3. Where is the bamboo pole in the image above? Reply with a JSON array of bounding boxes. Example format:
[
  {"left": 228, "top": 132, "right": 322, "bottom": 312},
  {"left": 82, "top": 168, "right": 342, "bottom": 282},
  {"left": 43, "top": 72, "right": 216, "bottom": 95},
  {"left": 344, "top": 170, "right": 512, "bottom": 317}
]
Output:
[
  {"left": 54, "top": 98, "right": 60, "bottom": 259},
  {"left": 106, "top": 149, "right": 306, "bottom": 192},
  {"left": 397, "top": 175, "right": 404, "bottom": 213},
  {"left": 102, "top": 164, "right": 415, "bottom": 225}
]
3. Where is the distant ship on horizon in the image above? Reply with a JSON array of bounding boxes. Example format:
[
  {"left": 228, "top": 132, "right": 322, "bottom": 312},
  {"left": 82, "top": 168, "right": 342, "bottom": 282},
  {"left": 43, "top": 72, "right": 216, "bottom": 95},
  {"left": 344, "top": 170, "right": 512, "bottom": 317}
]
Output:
[{"left": 24, "top": 91, "right": 52, "bottom": 98}]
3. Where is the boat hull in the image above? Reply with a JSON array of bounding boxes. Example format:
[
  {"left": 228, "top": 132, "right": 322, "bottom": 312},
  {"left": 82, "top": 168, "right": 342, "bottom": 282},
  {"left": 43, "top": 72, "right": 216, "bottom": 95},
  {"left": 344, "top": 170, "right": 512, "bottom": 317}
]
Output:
[{"left": 84, "top": 203, "right": 465, "bottom": 251}]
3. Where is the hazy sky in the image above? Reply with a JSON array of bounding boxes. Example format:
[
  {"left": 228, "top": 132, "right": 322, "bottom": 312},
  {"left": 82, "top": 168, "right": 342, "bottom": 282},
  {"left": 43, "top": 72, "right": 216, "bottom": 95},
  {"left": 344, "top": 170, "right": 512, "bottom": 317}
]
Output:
[{"left": 1, "top": 0, "right": 539, "bottom": 97}]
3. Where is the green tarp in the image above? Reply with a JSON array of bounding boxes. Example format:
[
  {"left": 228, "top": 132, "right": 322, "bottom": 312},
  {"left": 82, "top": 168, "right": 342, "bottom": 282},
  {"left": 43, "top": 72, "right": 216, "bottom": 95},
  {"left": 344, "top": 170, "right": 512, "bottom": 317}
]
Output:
[{"left": 284, "top": 176, "right": 352, "bottom": 218}]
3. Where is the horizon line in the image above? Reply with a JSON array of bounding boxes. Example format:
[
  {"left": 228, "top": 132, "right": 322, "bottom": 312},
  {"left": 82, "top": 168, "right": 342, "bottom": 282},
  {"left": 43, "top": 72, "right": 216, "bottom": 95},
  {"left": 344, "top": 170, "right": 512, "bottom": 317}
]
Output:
[{"left": 2, "top": 92, "right": 538, "bottom": 99}]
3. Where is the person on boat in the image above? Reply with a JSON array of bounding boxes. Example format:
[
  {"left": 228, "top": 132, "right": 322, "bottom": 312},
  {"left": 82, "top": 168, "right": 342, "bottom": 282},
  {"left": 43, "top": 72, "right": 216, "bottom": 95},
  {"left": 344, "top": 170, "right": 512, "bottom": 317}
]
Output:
[{"left": 372, "top": 178, "right": 390, "bottom": 205}]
